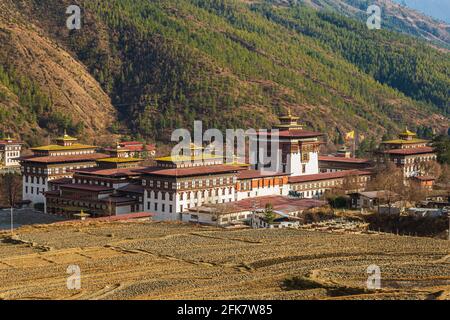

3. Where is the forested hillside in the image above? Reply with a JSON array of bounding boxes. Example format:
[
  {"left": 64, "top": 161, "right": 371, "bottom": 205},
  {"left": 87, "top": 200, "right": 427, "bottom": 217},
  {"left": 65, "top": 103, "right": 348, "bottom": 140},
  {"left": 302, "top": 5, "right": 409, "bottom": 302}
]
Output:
[
  {"left": 0, "top": 0, "right": 448, "bottom": 146},
  {"left": 285, "top": 0, "right": 450, "bottom": 48}
]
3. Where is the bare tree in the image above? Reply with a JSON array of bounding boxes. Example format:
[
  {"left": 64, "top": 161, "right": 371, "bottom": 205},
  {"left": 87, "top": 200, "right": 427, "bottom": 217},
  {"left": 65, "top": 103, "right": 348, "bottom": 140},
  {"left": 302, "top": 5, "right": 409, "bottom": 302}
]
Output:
[
  {"left": 436, "top": 164, "right": 450, "bottom": 193},
  {"left": 368, "top": 162, "right": 403, "bottom": 213},
  {"left": 342, "top": 173, "right": 362, "bottom": 194},
  {"left": 0, "top": 173, "right": 21, "bottom": 235},
  {"left": 1, "top": 173, "right": 21, "bottom": 207},
  {"left": 401, "top": 179, "right": 427, "bottom": 208},
  {"left": 419, "top": 161, "right": 442, "bottom": 178}
]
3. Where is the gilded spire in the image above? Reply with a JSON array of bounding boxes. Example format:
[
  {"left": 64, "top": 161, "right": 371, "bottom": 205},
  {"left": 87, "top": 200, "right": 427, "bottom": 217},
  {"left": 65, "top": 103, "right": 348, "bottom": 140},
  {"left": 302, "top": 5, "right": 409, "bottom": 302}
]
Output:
[{"left": 275, "top": 108, "right": 302, "bottom": 130}]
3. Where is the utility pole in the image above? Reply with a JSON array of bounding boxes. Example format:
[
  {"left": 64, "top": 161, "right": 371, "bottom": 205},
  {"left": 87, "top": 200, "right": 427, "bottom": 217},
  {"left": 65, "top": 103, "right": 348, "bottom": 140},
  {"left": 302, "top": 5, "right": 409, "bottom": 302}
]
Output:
[
  {"left": 448, "top": 213, "right": 450, "bottom": 241},
  {"left": 10, "top": 206, "right": 13, "bottom": 236},
  {"left": 109, "top": 198, "right": 113, "bottom": 219}
]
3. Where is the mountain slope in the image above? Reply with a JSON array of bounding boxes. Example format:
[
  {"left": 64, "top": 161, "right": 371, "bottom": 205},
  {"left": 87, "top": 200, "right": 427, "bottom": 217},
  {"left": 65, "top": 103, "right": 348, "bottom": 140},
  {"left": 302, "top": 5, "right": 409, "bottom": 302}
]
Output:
[
  {"left": 0, "top": 0, "right": 117, "bottom": 144},
  {"left": 281, "top": 0, "right": 450, "bottom": 48},
  {"left": 0, "top": 0, "right": 448, "bottom": 147},
  {"left": 393, "top": 0, "right": 450, "bottom": 23}
]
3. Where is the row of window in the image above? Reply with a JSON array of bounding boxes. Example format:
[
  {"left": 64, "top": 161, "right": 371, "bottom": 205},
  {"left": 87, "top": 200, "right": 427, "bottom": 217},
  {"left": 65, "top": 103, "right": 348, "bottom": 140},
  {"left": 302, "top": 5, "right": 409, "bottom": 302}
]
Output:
[
  {"left": 146, "top": 202, "right": 173, "bottom": 213},
  {"left": 393, "top": 155, "right": 436, "bottom": 164},
  {"left": 146, "top": 188, "right": 234, "bottom": 201},
  {"left": 291, "top": 176, "right": 369, "bottom": 191},
  {"left": 73, "top": 178, "right": 114, "bottom": 187},
  {"left": 3, "top": 151, "right": 20, "bottom": 158},
  {"left": 143, "top": 176, "right": 234, "bottom": 189},
  {"left": 49, "top": 150, "right": 94, "bottom": 156},
  {"left": 0, "top": 146, "right": 21, "bottom": 152},
  {"left": 25, "top": 176, "right": 47, "bottom": 184},
  {"left": 25, "top": 186, "right": 42, "bottom": 195},
  {"left": 25, "top": 164, "right": 92, "bottom": 174}
]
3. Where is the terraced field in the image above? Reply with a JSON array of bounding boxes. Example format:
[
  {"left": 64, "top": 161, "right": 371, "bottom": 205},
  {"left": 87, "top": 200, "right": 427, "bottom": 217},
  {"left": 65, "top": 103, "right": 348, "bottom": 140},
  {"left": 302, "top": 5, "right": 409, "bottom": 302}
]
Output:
[{"left": 0, "top": 220, "right": 449, "bottom": 300}]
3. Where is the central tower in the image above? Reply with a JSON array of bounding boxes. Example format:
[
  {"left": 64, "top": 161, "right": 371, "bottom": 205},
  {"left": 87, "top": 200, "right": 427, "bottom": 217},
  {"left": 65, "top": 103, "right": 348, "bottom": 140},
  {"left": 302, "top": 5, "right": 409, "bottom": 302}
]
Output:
[{"left": 253, "top": 109, "right": 323, "bottom": 177}]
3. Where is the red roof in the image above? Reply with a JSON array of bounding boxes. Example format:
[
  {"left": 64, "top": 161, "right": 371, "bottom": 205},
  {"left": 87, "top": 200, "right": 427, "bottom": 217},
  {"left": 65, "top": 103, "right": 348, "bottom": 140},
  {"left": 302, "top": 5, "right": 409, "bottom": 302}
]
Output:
[
  {"left": 238, "top": 169, "right": 289, "bottom": 180},
  {"left": 49, "top": 178, "right": 73, "bottom": 185},
  {"left": 120, "top": 141, "right": 143, "bottom": 146},
  {"left": 118, "top": 141, "right": 155, "bottom": 151},
  {"left": 118, "top": 184, "right": 145, "bottom": 194},
  {"left": 19, "top": 153, "right": 109, "bottom": 164},
  {"left": 383, "top": 147, "right": 435, "bottom": 156},
  {"left": 60, "top": 184, "right": 114, "bottom": 192},
  {"left": 319, "top": 156, "right": 370, "bottom": 164},
  {"left": 73, "top": 167, "right": 145, "bottom": 177},
  {"left": 289, "top": 170, "right": 372, "bottom": 183},
  {"left": 137, "top": 164, "right": 247, "bottom": 177},
  {"left": 105, "top": 196, "right": 139, "bottom": 204},
  {"left": 235, "top": 196, "right": 327, "bottom": 211},
  {"left": 124, "top": 144, "right": 155, "bottom": 152}
]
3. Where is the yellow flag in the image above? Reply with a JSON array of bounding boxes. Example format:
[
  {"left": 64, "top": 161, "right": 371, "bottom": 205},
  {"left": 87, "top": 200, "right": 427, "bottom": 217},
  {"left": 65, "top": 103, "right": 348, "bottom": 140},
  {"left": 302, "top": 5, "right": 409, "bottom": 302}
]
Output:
[{"left": 345, "top": 131, "right": 355, "bottom": 140}]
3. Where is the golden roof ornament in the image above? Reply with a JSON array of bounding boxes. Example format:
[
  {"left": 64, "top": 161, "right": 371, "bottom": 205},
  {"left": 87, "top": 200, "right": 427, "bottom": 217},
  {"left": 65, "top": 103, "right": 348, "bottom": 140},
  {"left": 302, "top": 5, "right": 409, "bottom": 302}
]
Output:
[
  {"left": 56, "top": 129, "right": 77, "bottom": 141},
  {"left": 275, "top": 108, "right": 302, "bottom": 130}
]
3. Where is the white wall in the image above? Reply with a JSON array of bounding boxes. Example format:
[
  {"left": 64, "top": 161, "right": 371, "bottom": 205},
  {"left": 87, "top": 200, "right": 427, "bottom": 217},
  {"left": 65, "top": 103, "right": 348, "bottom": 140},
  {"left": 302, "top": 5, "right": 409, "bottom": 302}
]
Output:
[
  {"left": 236, "top": 184, "right": 289, "bottom": 201},
  {"left": 144, "top": 187, "right": 237, "bottom": 222},
  {"left": 116, "top": 205, "right": 133, "bottom": 215},
  {"left": 182, "top": 210, "right": 252, "bottom": 226},
  {"left": 304, "top": 152, "right": 319, "bottom": 175},
  {"left": 22, "top": 175, "right": 47, "bottom": 204},
  {"left": 286, "top": 152, "right": 302, "bottom": 176},
  {"left": 4, "top": 148, "right": 21, "bottom": 167}
]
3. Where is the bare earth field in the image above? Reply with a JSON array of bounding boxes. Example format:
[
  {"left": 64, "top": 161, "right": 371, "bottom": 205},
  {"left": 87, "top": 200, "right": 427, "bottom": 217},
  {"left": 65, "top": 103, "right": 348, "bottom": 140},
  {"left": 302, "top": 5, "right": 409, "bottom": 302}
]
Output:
[{"left": 0, "top": 220, "right": 449, "bottom": 300}]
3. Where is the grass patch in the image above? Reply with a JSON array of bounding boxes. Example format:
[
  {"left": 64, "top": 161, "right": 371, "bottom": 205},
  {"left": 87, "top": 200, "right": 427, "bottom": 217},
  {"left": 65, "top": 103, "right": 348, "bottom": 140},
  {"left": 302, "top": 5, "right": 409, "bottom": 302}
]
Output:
[
  {"left": 282, "top": 277, "right": 326, "bottom": 290},
  {"left": 282, "top": 276, "right": 369, "bottom": 297}
]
